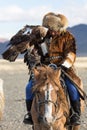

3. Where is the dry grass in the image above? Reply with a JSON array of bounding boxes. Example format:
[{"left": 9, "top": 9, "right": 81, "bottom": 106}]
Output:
[{"left": 75, "top": 57, "right": 87, "bottom": 68}]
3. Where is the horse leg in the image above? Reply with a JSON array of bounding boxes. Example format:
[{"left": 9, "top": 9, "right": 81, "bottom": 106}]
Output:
[
  {"left": 33, "top": 125, "right": 40, "bottom": 130},
  {"left": 68, "top": 126, "right": 72, "bottom": 130},
  {"left": 72, "top": 125, "right": 80, "bottom": 130},
  {"left": 68, "top": 125, "right": 80, "bottom": 130},
  {"left": 33, "top": 123, "right": 41, "bottom": 130},
  {"left": 33, "top": 123, "right": 48, "bottom": 130}
]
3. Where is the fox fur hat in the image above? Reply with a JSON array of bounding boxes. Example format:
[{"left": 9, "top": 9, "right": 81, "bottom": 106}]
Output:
[{"left": 42, "top": 12, "right": 68, "bottom": 32}]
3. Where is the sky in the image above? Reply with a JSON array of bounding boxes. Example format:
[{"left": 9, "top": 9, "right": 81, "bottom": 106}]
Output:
[{"left": 0, "top": 0, "right": 87, "bottom": 39}]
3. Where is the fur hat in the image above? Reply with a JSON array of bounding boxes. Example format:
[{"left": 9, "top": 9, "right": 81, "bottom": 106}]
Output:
[{"left": 42, "top": 12, "right": 68, "bottom": 32}]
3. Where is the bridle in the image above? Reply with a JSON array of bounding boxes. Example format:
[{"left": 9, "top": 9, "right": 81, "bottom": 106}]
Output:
[
  {"left": 36, "top": 82, "right": 63, "bottom": 122},
  {"left": 37, "top": 83, "right": 58, "bottom": 111}
]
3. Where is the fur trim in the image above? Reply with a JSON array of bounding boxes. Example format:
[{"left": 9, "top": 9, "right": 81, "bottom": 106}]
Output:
[
  {"left": 67, "top": 52, "right": 76, "bottom": 63},
  {"left": 62, "top": 59, "right": 72, "bottom": 68},
  {"left": 62, "top": 52, "right": 76, "bottom": 68}
]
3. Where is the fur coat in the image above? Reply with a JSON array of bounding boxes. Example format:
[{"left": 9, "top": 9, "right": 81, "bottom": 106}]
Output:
[{"left": 48, "top": 31, "right": 84, "bottom": 97}]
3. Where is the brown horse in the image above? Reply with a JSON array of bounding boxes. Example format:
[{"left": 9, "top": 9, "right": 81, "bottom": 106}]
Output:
[
  {"left": 0, "top": 78, "right": 5, "bottom": 120},
  {"left": 31, "top": 66, "right": 84, "bottom": 130}
]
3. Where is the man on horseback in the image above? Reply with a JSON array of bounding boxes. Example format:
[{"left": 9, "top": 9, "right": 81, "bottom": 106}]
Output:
[{"left": 23, "top": 12, "right": 83, "bottom": 126}]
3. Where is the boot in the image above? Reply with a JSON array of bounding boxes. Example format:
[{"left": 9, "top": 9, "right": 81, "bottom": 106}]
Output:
[
  {"left": 70, "top": 100, "right": 81, "bottom": 126},
  {"left": 23, "top": 100, "right": 33, "bottom": 125}
]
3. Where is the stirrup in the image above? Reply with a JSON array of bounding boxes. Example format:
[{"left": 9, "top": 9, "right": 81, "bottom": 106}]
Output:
[{"left": 23, "top": 113, "right": 33, "bottom": 125}]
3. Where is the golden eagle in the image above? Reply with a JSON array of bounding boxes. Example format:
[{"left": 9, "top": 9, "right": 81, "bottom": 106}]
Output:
[{"left": 2, "top": 25, "right": 47, "bottom": 62}]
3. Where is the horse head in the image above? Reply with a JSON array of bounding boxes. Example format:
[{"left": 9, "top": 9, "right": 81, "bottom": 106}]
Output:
[{"left": 31, "top": 65, "right": 69, "bottom": 127}]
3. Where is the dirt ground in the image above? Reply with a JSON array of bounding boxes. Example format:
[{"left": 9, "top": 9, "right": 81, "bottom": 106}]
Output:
[{"left": 0, "top": 57, "right": 87, "bottom": 130}]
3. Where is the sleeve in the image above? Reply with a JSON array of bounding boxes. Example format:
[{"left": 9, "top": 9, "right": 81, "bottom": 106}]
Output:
[{"left": 62, "top": 33, "right": 76, "bottom": 68}]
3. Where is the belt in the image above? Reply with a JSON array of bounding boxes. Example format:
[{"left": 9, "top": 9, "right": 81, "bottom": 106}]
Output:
[{"left": 45, "top": 55, "right": 63, "bottom": 62}]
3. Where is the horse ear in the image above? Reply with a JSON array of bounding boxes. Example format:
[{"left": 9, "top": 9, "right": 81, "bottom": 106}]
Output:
[{"left": 33, "top": 68, "right": 40, "bottom": 78}]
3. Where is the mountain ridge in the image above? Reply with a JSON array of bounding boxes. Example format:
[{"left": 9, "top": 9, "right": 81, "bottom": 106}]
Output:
[{"left": 67, "top": 24, "right": 87, "bottom": 56}]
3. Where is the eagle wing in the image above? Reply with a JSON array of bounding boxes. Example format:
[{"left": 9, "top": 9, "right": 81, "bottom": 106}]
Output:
[
  {"left": 2, "top": 25, "right": 48, "bottom": 62},
  {"left": 2, "top": 25, "right": 38, "bottom": 62}
]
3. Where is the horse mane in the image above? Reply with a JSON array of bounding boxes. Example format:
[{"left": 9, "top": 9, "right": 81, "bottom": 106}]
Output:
[{"left": 32, "top": 66, "right": 61, "bottom": 91}]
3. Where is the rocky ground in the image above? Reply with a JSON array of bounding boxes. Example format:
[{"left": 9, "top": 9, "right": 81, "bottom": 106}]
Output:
[{"left": 0, "top": 58, "right": 87, "bottom": 130}]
